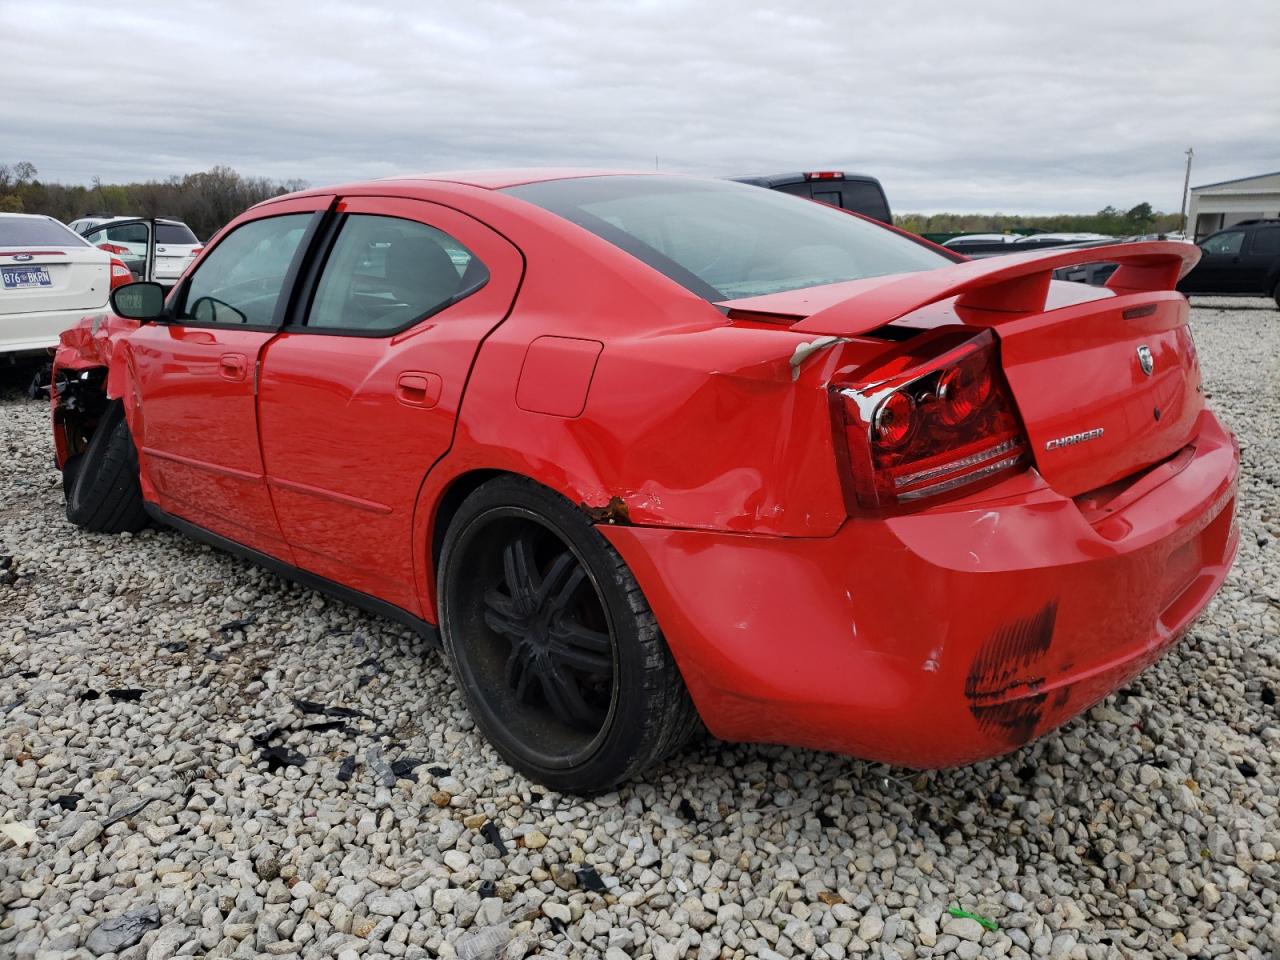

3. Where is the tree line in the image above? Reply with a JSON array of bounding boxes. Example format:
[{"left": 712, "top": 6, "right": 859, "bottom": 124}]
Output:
[
  {"left": 4, "top": 160, "right": 1182, "bottom": 241},
  {"left": 0, "top": 162, "right": 308, "bottom": 241},
  {"left": 895, "top": 203, "right": 1183, "bottom": 237}
]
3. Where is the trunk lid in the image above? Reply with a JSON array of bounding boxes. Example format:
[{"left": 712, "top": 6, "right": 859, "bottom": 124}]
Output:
[
  {"left": 722, "top": 241, "right": 1206, "bottom": 498},
  {"left": 1, "top": 246, "right": 110, "bottom": 314},
  {"left": 983, "top": 292, "right": 1201, "bottom": 497}
]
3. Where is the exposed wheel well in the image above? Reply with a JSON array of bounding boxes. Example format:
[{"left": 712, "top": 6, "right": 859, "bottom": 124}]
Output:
[
  {"left": 430, "top": 469, "right": 509, "bottom": 579},
  {"left": 52, "top": 366, "right": 110, "bottom": 464}
]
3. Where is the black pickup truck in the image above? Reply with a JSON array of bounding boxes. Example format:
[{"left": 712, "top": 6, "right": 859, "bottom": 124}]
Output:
[{"left": 732, "top": 171, "right": 892, "bottom": 224}]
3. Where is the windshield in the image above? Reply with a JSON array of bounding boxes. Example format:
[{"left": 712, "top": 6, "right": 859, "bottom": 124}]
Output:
[
  {"left": 504, "top": 175, "right": 950, "bottom": 300},
  {"left": 0, "top": 217, "right": 87, "bottom": 247}
]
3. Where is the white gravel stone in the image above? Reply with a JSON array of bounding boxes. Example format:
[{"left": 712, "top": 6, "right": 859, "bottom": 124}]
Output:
[{"left": 1, "top": 298, "right": 1278, "bottom": 959}]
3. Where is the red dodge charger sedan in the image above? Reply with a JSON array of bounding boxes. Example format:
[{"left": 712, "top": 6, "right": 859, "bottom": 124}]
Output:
[{"left": 51, "top": 171, "right": 1240, "bottom": 791}]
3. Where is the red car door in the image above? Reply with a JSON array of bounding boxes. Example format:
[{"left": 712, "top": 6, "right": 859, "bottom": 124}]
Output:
[
  {"left": 127, "top": 197, "right": 330, "bottom": 557},
  {"left": 256, "top": 196, "right": 523, "bottom": 613}
]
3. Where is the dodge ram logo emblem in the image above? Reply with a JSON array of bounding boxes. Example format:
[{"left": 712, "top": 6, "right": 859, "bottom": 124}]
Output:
[{"left": 1137, "top": 344, "right": 1154, "bottom": 376}]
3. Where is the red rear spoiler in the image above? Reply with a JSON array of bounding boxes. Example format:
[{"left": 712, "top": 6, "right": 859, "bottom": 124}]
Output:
[{"left": 792, "top": 241, "right": 1200, "bottom": 336}]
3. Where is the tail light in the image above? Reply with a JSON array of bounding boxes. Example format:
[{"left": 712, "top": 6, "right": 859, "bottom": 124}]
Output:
[
  {"left": 190, "top": 247, "right": 203, "bottom": 257},
  {"left": 831, "top": 328, "right": 1029, "bottom": 511},
  {"left": 109, "top": 258, "right": 133, "bottom": 289},
  {"left": 97, "top": 242, "right": 130, "bottom": 255},
  {"left": 804, "top": 171, "right": 845, "bottom": 180}
]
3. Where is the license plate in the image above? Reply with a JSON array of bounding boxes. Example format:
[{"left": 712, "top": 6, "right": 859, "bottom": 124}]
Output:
[{"left": 2, "top": 265, "right": 52, "bottom": 289}]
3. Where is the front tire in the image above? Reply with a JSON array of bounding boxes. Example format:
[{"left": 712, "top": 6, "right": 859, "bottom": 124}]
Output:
[
  {"left": 437, "top": 476, "right": 699, "bottom": 792},
  {"left": 63, "top": 400, "right": 148, "bottom": 534}
]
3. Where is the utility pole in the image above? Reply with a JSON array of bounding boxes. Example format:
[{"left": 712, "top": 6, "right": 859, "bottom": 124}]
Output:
[{"left": 1180, "top": 147, "right": 1194, "bottom": 237}]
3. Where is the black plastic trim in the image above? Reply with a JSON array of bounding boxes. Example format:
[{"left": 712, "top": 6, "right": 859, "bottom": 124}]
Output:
[{"left": 143, "top": 502, "right": 439, "bottom": 644}]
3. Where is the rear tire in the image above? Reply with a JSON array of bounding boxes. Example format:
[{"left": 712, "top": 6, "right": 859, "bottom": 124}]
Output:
[
  {"left": 63, "top": 400, "right": 148, "bottom": 534},
  {"left": 438, "top": 476, "right": 700, "bottom": 793}
]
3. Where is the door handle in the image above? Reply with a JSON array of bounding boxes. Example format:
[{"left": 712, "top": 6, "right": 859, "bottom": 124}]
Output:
[
  {"left": 219, "top": 353, "right": 248, "bottom": 381},
  {"left": 396, "top": 371, "right": 442, "bottom": 408}
]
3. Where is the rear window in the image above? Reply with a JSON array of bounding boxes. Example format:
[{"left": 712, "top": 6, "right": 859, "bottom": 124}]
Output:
[
  {"left": 158, "top": 223, "right": 198, "bottom": 244},
  {"left": 0, "top": 217, "right": 86, "bottom": 247},
  {"left": 504, "top": 175, "right": 948, "bottom": 301}
]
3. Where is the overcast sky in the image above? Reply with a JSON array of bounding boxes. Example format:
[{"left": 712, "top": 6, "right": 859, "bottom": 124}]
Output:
[{"left": 4, "top": 0, "right": 1277, "bottom": 213}]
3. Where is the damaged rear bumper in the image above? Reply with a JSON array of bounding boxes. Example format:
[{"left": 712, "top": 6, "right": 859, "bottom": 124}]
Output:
[{"left": 602, "top": 410, "right": 1239, "bottom": 768}]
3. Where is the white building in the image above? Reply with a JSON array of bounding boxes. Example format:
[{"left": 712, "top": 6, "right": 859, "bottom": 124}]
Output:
[{"left": 1187, "top": 171, "right": 1280, "bottom": 241}]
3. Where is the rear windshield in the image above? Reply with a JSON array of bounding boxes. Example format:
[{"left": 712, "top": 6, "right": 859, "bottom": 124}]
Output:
[
  {"left": 0, "top": 217, "right": 86, "bottom": 247},
  {"left": 158, "top": 223, "right": 198, "bottom": 244},
  {"left": 504, "top": 175, "right": 949, "bottom": 300}
]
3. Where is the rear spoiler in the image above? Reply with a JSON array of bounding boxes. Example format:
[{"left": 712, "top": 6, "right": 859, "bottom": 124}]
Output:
[{"left": 791, "top": 241, "right": 1200, "bottom": 336}]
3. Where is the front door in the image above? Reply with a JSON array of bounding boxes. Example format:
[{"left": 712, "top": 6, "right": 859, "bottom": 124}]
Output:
[
  {"left": 127, "top": 198, "right": 329, "bottom": 557},
  {"left": 256, "top": 196, "right": 523, "bottom": 613}
]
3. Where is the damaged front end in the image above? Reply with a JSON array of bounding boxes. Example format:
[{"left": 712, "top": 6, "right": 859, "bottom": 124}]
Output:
[{"left": 48, "top": 313, "right": 138, "bottom": 468}]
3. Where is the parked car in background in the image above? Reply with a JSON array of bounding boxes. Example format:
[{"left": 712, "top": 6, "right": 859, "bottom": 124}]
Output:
[
  {"left": 79, "top": 217, "right": 202, "bottom": 286},
  {"left": 941, "top": 233, "right": 1021, "bottom": 255},
  {"left": 1, "top": 213, "right": 130, "bottom": 356},
  {"left": 732, "top": 171, "right": 892, "bottom": 224},
  {"left": 51, "top": 171, "right": 1237, "bottom": 791},
  {"left": 1177, "top": 219, "right": 1280, "bottom": 307},
  {"left": 67, "top": 214, "right": 124, "bottom": 236}
]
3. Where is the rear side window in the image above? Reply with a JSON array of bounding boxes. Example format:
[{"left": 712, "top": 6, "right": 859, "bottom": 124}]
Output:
[
  {"left": 87, "top": 223, "right": 149, "bottom": 245},
  {"left": 176, "top": 214, "right": 311, "bottom": 326},
  {"left": 1202, "top": 231, "right": 1244, "bottom": 255},
  {"left": 0, "top": 217, "right": 86, "bottom": 246},
  {"left": 305, "top": 214, "right": 487, "bottom": 333},
  {"left": 1251, "top": 228, "right": 1280, "bottom": 256},
  {"left": 157, "top": 223, "right": 198, "bottom": 244},
  {"left": 506, "top": 175, "right": 946, "bottom": 301},
  {"left": 840, "top": 181, "right": 892, "bottom": 222}
]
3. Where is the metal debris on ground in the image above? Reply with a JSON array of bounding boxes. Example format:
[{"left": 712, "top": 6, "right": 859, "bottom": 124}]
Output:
[
  {"left": 481, "top": 820, "right": 508, "bottom": 856},
  {"left": 84, "top": 905, "right": 161, "bottom": 955},
  {"left": 105, "top": 688, "right": 144, "bottom": 702},
  {"left": 292, "top": 698, "right": 370, "bottom": 720},
  {"left": 576, "top": 866, "right": 608, "bottom": 893},
  {"left": 260, "top": 744, "right": 305, "bottom": 774},
  {"left": 53, "top": 794, "right": 82, "bottom": 811},
  {"left": 390, "top": 756, "right": 425, "bottom": 782},
  {"left": 104, "top": 797, "right": 157, "bottom": 826},
  {"left": 455, "top": 923, "right": 514, "bottom": 960},
  {"left": 218, "top": 615, "right": 256, "bottom": 635},
  {"left": 367, "top": 744, "right": 396, "bottom": 787},
  {"left": 337, "top": 756, "right": 356, "bottom": 782}
]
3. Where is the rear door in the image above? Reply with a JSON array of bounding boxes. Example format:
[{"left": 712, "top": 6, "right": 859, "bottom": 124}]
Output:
[
  {"left": 126, "top": 198, "right": 329, "bottom": 558},
  {"left": 1180, "top": 229, "right": 1246, "bottom": 293},
  {"left": 1237, "top": 227, "right": 1280, "bottom": 293},
  {"left": 256, "top": 196, "right": 523, "bottom": 613}
]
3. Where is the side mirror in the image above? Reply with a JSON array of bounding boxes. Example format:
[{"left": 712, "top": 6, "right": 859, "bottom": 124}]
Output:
[{"left": 110, "top": 281, "right": 167, "bottom": 321}]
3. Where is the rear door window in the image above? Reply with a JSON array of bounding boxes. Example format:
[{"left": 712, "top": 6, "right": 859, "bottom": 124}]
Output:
[{"left": 305, "top": 214, "right": 488, "bottom": 333}]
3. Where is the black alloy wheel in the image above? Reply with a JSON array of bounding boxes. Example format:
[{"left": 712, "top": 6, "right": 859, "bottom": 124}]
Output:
[{"left": 438, "top": 476, "right": 700, "bottom": 792}]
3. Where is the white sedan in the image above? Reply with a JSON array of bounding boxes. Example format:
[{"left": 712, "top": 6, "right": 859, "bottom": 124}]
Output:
[{"left": 0, "top": 214, "right": 130, "bottom": 356}]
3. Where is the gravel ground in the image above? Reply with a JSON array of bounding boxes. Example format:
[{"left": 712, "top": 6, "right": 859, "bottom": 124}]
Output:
[{"left": 2, "top": 298, "right": 1278, "bottom": 960}]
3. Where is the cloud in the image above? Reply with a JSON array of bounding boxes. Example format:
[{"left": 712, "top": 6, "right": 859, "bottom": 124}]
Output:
[{"left": 4, "top": 0, "right": 1277, "bottom": 212}]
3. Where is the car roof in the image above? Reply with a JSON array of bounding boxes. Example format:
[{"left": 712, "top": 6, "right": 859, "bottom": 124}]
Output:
[
  {"left": 376, "top": 168, "right": 651, "bottom": 190},
  {"left": 0, "top": 212, "right": 62, "bottom": 220},
  {"left": 85, "top": 216, "right": 191, "bottom": 228}
]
